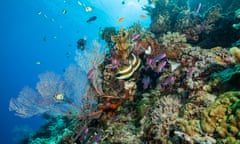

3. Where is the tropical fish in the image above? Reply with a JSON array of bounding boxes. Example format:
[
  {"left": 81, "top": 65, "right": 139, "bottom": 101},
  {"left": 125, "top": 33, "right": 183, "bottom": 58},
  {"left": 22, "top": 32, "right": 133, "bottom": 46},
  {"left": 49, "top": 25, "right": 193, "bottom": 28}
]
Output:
[
  {"left": 37, "top": 11, "right": 42, "bottom": 15},
  {"left": 154, "top": 53, "right": 166, "bottom": 62},
  {"left": 168, "top": 60, "right": 180, "bottom": 72},
  {"left": 118, "top": 17, "right": 124, "bottom": 22},
  {"left": 162, "top": 76, "right": 175, "bottom": 87},
  {"left": 140, "top": 15, "right": 147, "bottom": 19},
  {"left": 54, "top": 93, "right": 64, "bottom": 101},
  {"left": 147, "top": 58, "right": 154, "bottom": 66},
  {"left": 77, "top": 1, "right": 82, "bottom": 6},
  {"left": 116, "top": 54, "right": 141, "bottom": 79},
  {"left": 86, "top": 16, "right": 97, "bottom": 23},
  {"left": 85, "top": 6, "right": 93, "bottom": 12},
  {"left": 142, "top": 76, "right": 150, "bottom": 89},
  {"left": 83, "top": 128, "right": 89, "bottom": 135},
  {"left": 36, "top": 61, "right": 41, "bottom": 65},
  {"left": 77, "top": 37, "right": 87, "bottom": 50},
  {"left": 145, "top": 45, "right": 152, "bottom": 55},
  {"left": 65, "top": 52, "right": 70, "bottom": 58},
  {"left": 195, "top": 3, "right": 202, "bottom": 14},
  {"left": 62, "top": 9, "right": 67, "bottom": 14},
  {"left": 155, "top": 61, "right": 167, "bottom": 73},
  {"left": 132, "top": 33, "right": 140, "bottom": 41},
  {"left": 111, "top": 58, "right": 119, "bottom": 70},
  {"left": 94, "top": 134, "right": 102, "bottom": 142}
]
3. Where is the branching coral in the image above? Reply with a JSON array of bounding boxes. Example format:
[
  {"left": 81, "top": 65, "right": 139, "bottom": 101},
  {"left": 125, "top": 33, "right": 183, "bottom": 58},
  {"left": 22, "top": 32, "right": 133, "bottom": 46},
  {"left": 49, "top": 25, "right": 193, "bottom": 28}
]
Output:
[{"left": 111, "top": 29, "right": 130, "bottom": 60}]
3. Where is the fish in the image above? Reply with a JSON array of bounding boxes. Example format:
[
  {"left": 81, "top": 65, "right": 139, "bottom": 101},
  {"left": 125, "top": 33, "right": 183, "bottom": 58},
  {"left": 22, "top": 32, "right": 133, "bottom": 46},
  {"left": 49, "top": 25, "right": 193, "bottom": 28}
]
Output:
[
  {"left": 111, "top": 59, "right": 119, "bottom": 70},
  {"left": 118, "top": 17, "right": 124, "bottom": 22},
  {"left": 162, "top": 76, "right": 175, "bottom": 87},
  {"left": 154, "top": 53, "right": 166, "bottom": 62},
  {"left": 132, "top": 33, "right": 140, "bottom": 41},
  {"left": 85, "top": 6, "right": 93, "bottom": 12},
  {"left": 62, "top": 9, "right": 67, "bottom": 14},
  {"left": 36, "top": 61, "right": 41, "bottom": 65},
  {"left": 155, "top": 61, "right": 167, "bottom": 73},
  {"left": 145, "top": 45, "right": 152, "bottom": 55},
  {"left": 168, "top": 60, "right": 180, "bottom": 72},
  {"left": 116, "top": 54, "right": 141, "bottom": 79},
  {"left": 147, "top": 58, "right": 154, "bottom": 66},
  {"left": 140, "top": 15, "right": 147, "bottom": 19},
  {"left": 37, "top": 11, "right": 42, "bottom": 15},
  {"left": 54, "top": 93, "right": 64, "bottom": 101},
  {"left": 77, "top": 1, "right": 82, "bottom": 6},
  {"left": 94, "top": 134, "right": 101, "bottom": 142},
  {"left": 65, "top": 52, "right": 70, "bottom": 58},
  {"left": 142, "top": 76, "right": 150, "bottom": 89},
  {"left": 83, "top": 128, "right": 89, "bottom": 135},
  {"left": 195, "top": 3, "right": 202, "bottom": 14},
  {"left": 43, "top": 35, "right": 47, "bottom": 41},
  {"left": 86, "top": 16, "right": 97, "bottom": 23}
]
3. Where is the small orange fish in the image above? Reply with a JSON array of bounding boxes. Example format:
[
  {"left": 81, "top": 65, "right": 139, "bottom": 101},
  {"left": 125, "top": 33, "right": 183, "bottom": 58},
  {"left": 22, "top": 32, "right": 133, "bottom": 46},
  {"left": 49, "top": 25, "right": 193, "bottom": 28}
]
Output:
[
  {"left": 140, "top": 15, "right": 147, "bottom": 19},
  {"left": 118, "top": 17, "right": 124, "bottom": 22}
]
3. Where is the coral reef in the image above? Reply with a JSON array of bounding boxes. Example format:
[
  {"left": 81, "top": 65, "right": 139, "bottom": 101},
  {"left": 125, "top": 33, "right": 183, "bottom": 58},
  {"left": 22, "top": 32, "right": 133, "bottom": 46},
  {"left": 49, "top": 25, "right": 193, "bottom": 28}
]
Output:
[{"left": 10, "top": 0, "right": 240, "bottom": 143}]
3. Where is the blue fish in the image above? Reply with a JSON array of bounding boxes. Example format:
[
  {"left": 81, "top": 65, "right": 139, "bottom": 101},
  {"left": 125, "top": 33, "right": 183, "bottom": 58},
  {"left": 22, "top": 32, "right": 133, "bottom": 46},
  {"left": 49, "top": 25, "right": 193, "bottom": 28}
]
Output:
[{"left": 86, "top": 16, "right": 97, "bottom": 23}]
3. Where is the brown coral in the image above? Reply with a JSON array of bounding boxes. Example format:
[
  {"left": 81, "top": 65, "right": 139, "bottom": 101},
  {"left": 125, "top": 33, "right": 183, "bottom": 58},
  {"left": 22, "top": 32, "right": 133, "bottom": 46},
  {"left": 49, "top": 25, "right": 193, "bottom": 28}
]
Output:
[{"left": 111, "top": 29, "right": 130, "bottom": 60}]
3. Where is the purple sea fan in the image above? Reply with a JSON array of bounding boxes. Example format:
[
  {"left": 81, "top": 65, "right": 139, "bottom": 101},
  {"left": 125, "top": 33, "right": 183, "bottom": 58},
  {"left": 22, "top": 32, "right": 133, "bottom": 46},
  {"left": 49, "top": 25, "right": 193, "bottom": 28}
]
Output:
[
  {"left": 9, "top": 86, "right": 47, "bottom": 118},
  {"left": 36, "top": 72, "right": 64, "bottom": 99}
]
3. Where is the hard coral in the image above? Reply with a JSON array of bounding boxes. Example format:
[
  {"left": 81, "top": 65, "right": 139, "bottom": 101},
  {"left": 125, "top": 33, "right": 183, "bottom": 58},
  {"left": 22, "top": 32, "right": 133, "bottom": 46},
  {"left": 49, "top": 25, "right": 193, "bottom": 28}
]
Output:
[
  {"left": 111, "top": 29, "right": 129, "bottom": 60},
  {"left": 160, "top": 32, "right": 190, "bottom": 59},
  {"left": 230, "top": 47, "right": 240, "bottom": 63},
  {"left": 201, "top": 91, "right": 240, "bottom": 143}
]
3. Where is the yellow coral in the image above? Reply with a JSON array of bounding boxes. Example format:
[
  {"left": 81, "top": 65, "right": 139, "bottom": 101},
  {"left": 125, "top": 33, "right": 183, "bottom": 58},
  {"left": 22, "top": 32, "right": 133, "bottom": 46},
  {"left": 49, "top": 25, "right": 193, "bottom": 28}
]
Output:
[
  {"left": 111, "top": 29, "right": 130, "bottom": 60},
  {"left": 230, "top": 47, "right": 240, "bottom": 63},
  {"left": 201, "top": 91, "right": 240, "bottom": 142}
]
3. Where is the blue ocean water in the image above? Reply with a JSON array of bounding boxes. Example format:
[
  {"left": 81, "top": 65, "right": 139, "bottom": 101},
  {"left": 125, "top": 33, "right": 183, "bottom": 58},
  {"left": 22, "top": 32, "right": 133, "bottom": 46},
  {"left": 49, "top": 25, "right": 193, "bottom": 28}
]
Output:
[{"left": 0, "top": 0, "right": 150, "bottom": 143}]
